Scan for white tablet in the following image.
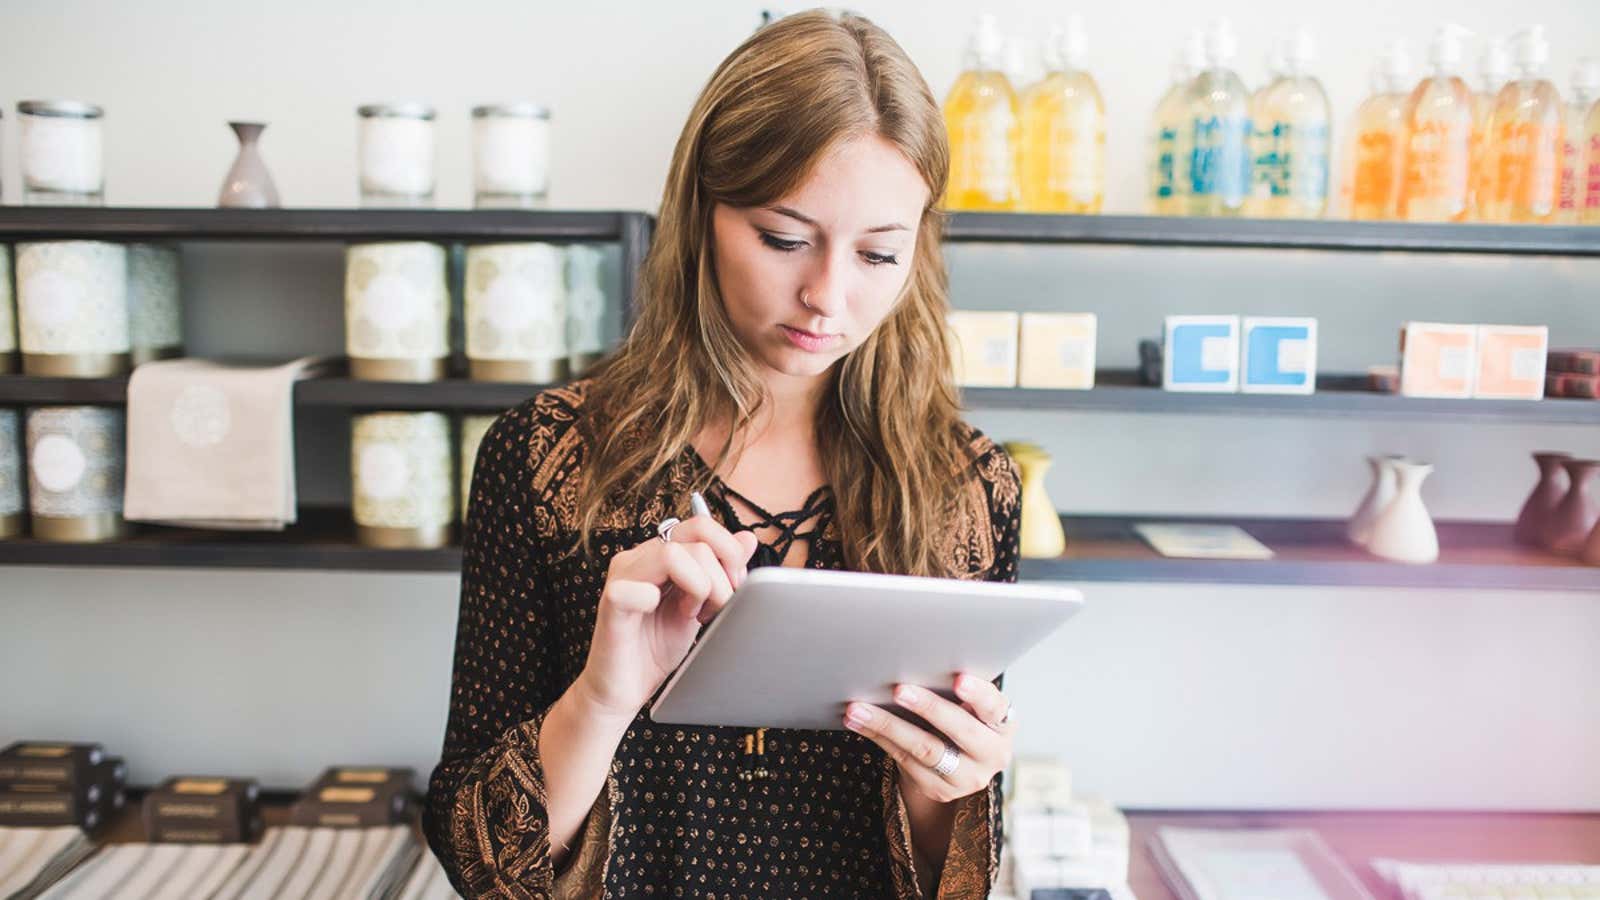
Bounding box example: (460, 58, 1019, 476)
(648, 566, 1083, 731)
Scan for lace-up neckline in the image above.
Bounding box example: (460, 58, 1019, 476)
(683, 446, 833, 568)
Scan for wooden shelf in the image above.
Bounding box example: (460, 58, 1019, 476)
(3, 511, 1594, 591)
(944, 211, 1600, 256)
(7, 369, 1597, 423)
(1123, 809, 1600, 900)
(0, 206, 650, 242)
(1021, 516, 1598, 593)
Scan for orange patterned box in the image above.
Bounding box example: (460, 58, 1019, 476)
(1399, 322, 1477, 399)
(1474, 325, 1548, 400)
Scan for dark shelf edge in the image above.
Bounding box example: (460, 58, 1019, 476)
(942, 212, 1600, 255)
(6, 371, 1597, 423)
(0, 207, 648, 242)
(2, 515, 1595, 592)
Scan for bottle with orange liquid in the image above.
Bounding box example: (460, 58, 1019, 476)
(1345, 40, 1413, 220)
(943, 14, 1021, 211)
(1482, 26, 1564, 223)
(1557, 59, 1600, 222)
(1397, 25, 1474, 222)
(1019, 16, 1106, 213)
(1469, 37, 1511, 220)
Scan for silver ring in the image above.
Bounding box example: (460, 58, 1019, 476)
(990, 702, 1013, 730)
(656, 517, 682, 543)
(932, 741, 960, 777)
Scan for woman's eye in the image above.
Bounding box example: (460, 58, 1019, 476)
(759, 232, 805, 252)
(861, 251, 900, 267)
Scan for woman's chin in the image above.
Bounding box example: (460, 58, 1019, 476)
(758, 346, 844, 380)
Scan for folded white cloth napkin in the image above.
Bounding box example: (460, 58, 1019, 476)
(123, 356, 331, 530)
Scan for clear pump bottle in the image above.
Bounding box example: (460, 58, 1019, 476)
(1397, 25, 1474, 221)
(943, 14, 1021, 211)
(1020, 16, 1106, 213)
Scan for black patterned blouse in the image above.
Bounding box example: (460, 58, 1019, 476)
(423, 381, 1022, 899)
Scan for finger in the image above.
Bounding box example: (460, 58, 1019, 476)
(665, 517, 753, 588)
(601, 579, 662, 616)
(892, 684, 998, 759)
(953, 672, 1011, 731)
(658, 542, 713, 620)
(843, 702, 947, 772)
(685, 543, 734, 623)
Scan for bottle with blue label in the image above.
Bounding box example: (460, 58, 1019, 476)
(1149, 30, 1206, 214)
(1247, 29, 1331, 218)
(1186, 19, 1253, 216)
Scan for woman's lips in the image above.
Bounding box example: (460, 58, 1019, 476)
(780, 324, 841, 352)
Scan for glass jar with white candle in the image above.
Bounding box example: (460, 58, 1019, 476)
(471, 103, 551, 207)
(357, 103, 436, 205)
(19, 100, 105, 204)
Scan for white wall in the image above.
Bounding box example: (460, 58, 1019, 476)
(1, 1, 1598, 811)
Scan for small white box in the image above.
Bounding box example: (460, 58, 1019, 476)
(1163, 315, 1240, 393)
(1019, 312, 1098, 389)
(948, 311, 1019, 387)
(1241, 317, 1318, 395)
(1400, 322, 1478, 399)
(1474, 324, 1548, 400)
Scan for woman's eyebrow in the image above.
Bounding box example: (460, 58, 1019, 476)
(763, 205, 909, 234)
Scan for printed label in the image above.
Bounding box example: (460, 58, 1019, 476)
(1200, 335, 1233, 370)
(21, 269, 82, 329)
(31, 434, 87, 493)
(357, 443, 410, 501)
(360, 273, 424, 332)
(1276, 339, 1310, 374)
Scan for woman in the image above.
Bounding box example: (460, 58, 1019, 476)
(423, 10, 1021, 898)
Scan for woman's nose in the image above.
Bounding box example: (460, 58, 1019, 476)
(799, 250, 850, 318)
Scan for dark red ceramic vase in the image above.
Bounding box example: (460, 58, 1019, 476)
(1542, 458, 1600, 555)
(1513, 451, 1571, 546)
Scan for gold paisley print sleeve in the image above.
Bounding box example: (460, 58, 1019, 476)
(881, 433, 1021, 899)
(422, 396, 617, 898)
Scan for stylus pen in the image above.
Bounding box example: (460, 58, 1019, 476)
(690, 491, 711, 519)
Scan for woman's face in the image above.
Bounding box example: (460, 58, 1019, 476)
(711, 134, 929, 383)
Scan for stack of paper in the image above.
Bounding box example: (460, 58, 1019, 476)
(1373, 858, 1600, 900)
(0, 827, 97, 900)
(31, 825, 419, 900)
(1150, 827, 1375, 900)
(1002, 757, 1135, 900)
(394, 849, 462, 900)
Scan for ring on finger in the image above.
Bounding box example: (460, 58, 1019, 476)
(932, 741, 961, 777)
(656, 517, 682, 543)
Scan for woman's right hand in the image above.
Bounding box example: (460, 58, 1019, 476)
(575, 514, 760, 721)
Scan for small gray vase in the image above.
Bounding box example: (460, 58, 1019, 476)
(218, 122, 281, 208)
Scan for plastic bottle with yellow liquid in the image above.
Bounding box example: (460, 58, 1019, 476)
(1186, 19, 1253, 216)
(1557, 59, 1600, 222)
(1469, 38, 1511, 219)
(1149, 30, 1206, 215)
(1020, 16, 1106, 213)
(1248, 29, 1332, 218)
(1482, 26, 1564, 223)
(943, 14, 1021, 211)
(1397, 25, 1474, 222)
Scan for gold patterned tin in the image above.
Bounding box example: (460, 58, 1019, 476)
(351, 411, 454, 548)
(465, 243, 567, 383)
(458, 413, 498, 520)
(0, 410, 22, 539)
(0, 245, 17, 375)
(566, 244, 607, 375)
(128, 243, 183, 366)
(16, 241, 130, 377)
(25, 406, 126, 542)
(344, 242, 449, 382)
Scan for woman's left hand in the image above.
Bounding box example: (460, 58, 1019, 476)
(843, 672, 1014, 803)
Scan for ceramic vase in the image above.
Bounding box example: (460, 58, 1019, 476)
(1581, 513, 1600, 566)
(1513, 451, 1570, 546)
(1366, 459, 1438, 564)
(1347, 454, 1405, 546)
(1542, 458, 1600, 555)
(1003, 441, 1065, 558)
(218, 122, 281, 208)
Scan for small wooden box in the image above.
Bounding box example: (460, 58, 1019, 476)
(1241, 317, 1318, 395)
(1018, 313, 1097, 390)
(1163, 315, 1240, 393)
(948, 311, 1019, 387)
(144, 776, 262, 843)
(1400, 322, 1477, 398)
(1474, 325, 1547, 400)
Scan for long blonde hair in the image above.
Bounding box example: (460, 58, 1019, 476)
(578, 9, 971, 577)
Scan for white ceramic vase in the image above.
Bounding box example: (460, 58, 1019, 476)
(1366, 460, 1438, 564)
(1347, 454, 1405, 546)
